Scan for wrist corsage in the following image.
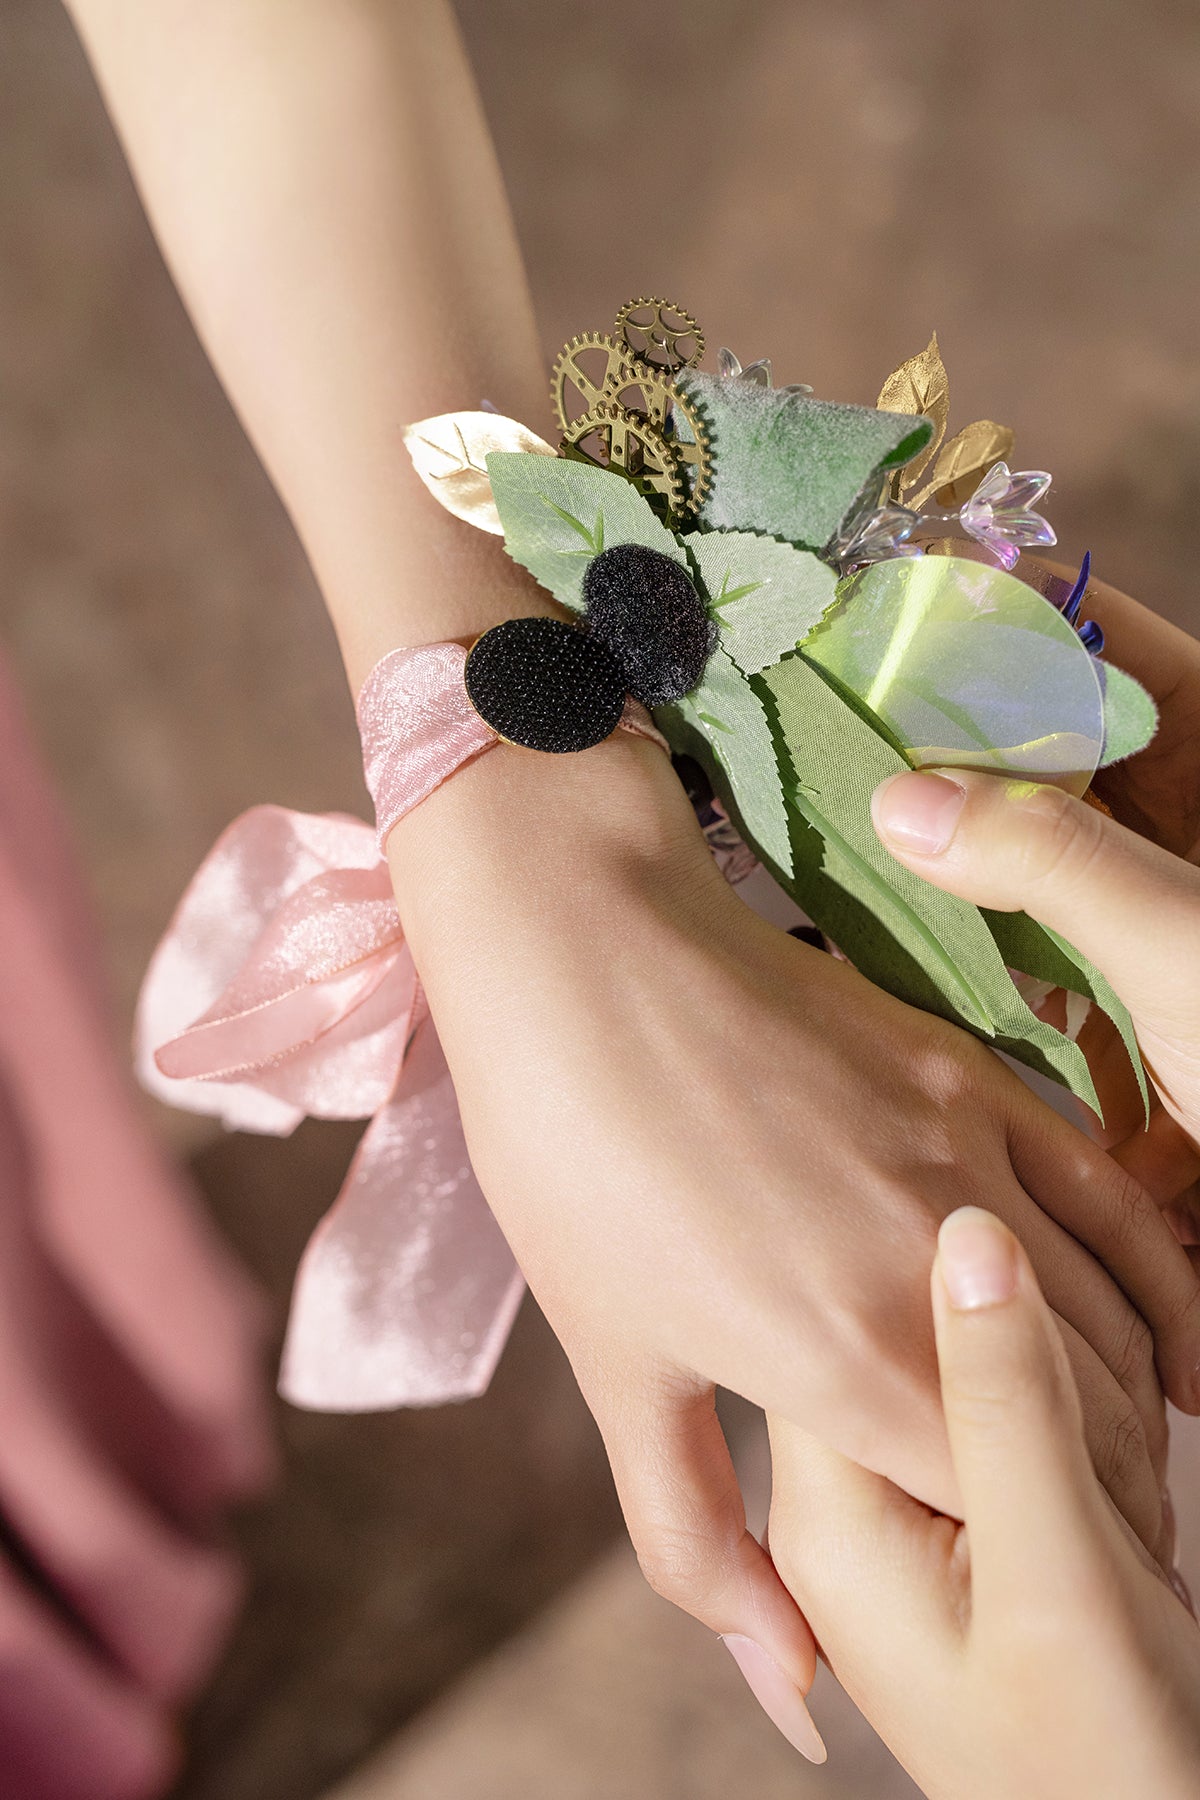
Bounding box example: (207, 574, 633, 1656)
(406, 298, 1153, 1117)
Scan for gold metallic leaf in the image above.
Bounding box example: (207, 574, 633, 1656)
(402, 411, 555, 534)
(913, 418, 1016, 509)
(876, 332, 950, 497)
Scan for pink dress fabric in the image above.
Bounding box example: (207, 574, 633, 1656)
(0, 657, 271, 1800)
(137, 644, 667, 1418)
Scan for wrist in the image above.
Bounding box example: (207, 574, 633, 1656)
(387, 726, 729, 963)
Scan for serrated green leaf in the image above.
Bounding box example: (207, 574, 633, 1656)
(656, 647, 792, 876)
(486, 453, 684, 611)
(1098, 663, 1158, 767)
(682, 529, 837, 675)
(983, 909, 1148, 1119)
(757, 654, 1102, 1110)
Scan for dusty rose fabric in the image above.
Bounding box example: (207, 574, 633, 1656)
(0, 658, 271, 1799)
(138, 642, 668, 1418)
(137, 807, 525, 1413)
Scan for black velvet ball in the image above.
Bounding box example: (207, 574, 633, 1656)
(582, 543, 715, 707)
(464, 616, 628, 753)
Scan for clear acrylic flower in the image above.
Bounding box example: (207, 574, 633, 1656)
(959, 461, 1056, 571)
(836, 499, 921, 566)
(717, 346, 774, 386)
(716, 348, 814, 397)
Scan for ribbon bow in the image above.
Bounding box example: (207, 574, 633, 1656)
(135, 805, 524, 1411)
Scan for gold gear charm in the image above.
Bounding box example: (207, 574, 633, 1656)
(560, 401, 688, 519)
(550, 300, 713, 518)
(615, 297, 705, 373)
(551, 331, 641, 438)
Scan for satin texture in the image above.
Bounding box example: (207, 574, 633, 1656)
(139, 642, 668, 1414)
(137, 805, 524, 1412)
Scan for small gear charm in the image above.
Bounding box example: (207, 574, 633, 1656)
(561, 401, 688, 519)
(615, 297, 705, 373)
(550, 299, 713, 520)
(551, 331, 641, 438)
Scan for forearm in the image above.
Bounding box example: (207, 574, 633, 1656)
(66, 0, 550, 688)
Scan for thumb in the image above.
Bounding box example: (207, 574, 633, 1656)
(871, 768, 1200, 1030)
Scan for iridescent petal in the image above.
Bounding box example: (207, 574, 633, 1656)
(1004, 512, 1058, 548)
(1002, 471, 1052, 511)
(806, 554, 1105, 794)
(836, 500, 921, 566)
(960, 461, 1056, 566)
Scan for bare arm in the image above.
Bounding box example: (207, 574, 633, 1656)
(67, 0, 549, 687)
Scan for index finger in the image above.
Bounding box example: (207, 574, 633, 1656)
(931, 1208, 1116, 1616)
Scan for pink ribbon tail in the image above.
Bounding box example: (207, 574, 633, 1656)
(280, 1012, 525, 1410)
(135, 804, 524, 1411)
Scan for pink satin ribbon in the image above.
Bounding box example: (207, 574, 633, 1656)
(137, 643, 666, 1411)
(359, 641, 668, 851)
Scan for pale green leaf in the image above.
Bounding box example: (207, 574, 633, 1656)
(655, 646, 792, 877)
(984, 908, 1148, 1119)
(1098, 663, 1158, 767)
(758, 654, 1102, 1109)
(486, 453, 684, 611)
(682, 529, 838, 674)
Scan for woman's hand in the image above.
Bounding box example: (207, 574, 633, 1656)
(389, 725, 1200, 1739)
(768, 1206, 1200, 1800)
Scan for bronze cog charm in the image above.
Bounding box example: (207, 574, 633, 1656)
(549, 299, 713, 519)
(615, 297, 705, 374)
(560, 401, 688, 520)
(551, 332, 641, 438)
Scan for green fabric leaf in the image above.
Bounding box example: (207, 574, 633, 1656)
(682, 530, 837, 675)
(1098, 663, 1158, 767)
(760, 655, 1101, 1109)
(486, 453, 684, 612)
(983, 909, 1148, 1119)
(678, 370, 933, 553)
(656, 647, 792, 876)
(657, 647, 1102, 1111)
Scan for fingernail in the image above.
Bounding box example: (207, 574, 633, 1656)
(872, 771, 966, 855)
(1172, 1566, 1196, 1620)
(938, 1207, 1019, 1311)
(721, 1635, 827, 1764)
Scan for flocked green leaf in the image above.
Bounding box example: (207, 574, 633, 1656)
(1098, 663, 1158, 767)
(486, 453, 684, 612)
(682, 529, 837, 675)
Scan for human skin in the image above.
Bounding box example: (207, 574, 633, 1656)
(64, 0, 1197, 1746)
(873, 570, 1200, 1200)
(761, 588, 1200, 1787)
(769, 1205, 1200, 1799)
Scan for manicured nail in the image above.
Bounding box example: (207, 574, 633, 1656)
(872, 771, 966, 855)
(721, 1635, 827, 1764)
(938, 1207, 1019, 1311)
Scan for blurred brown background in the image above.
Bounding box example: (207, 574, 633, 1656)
(1, 1, 1198, 1796)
